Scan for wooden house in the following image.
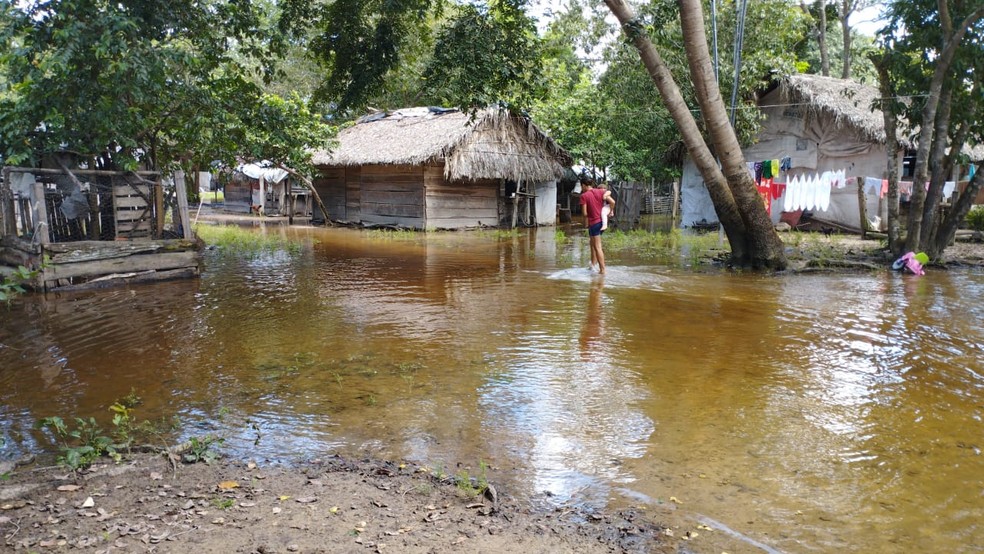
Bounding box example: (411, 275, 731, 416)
(311, 107, 571, 229)
(0, 166, 202, 292)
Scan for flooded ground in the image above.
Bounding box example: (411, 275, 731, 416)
(1, 224, 982, 553)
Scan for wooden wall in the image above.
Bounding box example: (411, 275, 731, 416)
(360, 165, 424, 228)
(314, 168, 347, 221)
(425, 165, 499, 229)
(315, 162, 501, 229)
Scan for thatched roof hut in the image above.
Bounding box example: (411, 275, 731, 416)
(311, 107, 570, 182)
(311, 107, 571, 230)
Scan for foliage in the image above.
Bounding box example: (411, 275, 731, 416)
(967, 206, 984, 232)
(532, 0, 810, 182)
(454, 461, 490, 497)
(181, 435, 223, 464)
(0, 0, 328, 177)
(423, 1, 545, 110)
(0, 264, 36, 304)
(38, 416, 120, 472)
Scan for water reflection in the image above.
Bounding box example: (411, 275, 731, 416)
(1, 226, 982, 553)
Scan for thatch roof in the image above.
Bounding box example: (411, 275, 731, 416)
(774, 74, 895, 144)
(311, 107, 571, 182)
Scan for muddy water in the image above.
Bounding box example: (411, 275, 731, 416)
(1, 225, 982, 552)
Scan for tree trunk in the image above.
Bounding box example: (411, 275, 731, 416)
(928, 167, 983, 260)
(904, 5, 984, 252)
(818, 0, 830, 76)
(678, 0, 786, 269)
(874, 59, 902, 254)
(839, 0, 852, 78)
(921, 85, 953, 250)
(602, 0, 750, 265)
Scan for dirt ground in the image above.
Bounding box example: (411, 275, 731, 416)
(0, 453, 710, 554)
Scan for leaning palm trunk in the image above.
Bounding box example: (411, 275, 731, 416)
(603, 0, 752, 265)
(678, 0, 786, 270)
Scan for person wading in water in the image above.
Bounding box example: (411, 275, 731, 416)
(579, 177, 616, 274)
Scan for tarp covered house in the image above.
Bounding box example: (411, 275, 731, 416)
(311, 107, 571, 229)
(682, 74, 911, 231)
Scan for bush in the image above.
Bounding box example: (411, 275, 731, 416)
(966, 206, 984, 232)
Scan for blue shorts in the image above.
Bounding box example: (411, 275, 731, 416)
(588, 222, 604, 237)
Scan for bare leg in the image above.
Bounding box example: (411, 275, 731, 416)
(590, 235, 606, 273)
(601, 206, 610, 231)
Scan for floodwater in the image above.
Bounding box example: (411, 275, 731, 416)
(2, 224, 983, 553)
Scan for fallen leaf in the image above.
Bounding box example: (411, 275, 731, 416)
(329, 506, 339, 514)
(212, 517, 225, 524)
(217, 481, 239, 490)
(669, 496, 682, 504)
(80, 497, 95, 508)
(247, 462, 257, 470)
(279, 495, 291, 501)
(150, 472, 163, 481)
(57, 484, 81, 492)
(272, 507, 282, 514)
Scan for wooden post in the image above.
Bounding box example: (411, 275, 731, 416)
(173, 171, 193, 239)
(87, 190, 100, 240)
(31, 180, 50, 245)
(258, 175, 265, 215)
(671, 179, 680, 223)
(856, 176, 869, 240)
(154, 180, 164, 238)
(287, 181, 295, 225)
(1, 167, 21, 237)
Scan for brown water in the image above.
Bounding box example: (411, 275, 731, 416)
(2, 225, 982, 553)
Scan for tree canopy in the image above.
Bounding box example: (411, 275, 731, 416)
(0, 0, 332, 174)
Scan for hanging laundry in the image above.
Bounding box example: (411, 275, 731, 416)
(943, 181, 956, 199)
(780, 156, 792, 172)
(804, 174, 816, 211)
(899, 181, 913, 196)
(970, 164, 977, 179)
(864, 177, 881, 197)
(881, 179, 888, 198)
(783, 175, 796, 212)
(771, 180, 786, 200)
(757, 178, 773, 215)
(818, 174, 831, 211)
(761, 160, 773, 179)
(746, 162, 756, 178)
(771, 159, 780, 177)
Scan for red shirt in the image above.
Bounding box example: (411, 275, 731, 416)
(580, 188, 607, 226)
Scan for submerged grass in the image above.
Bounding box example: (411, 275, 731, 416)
(195, 224, 302, 256)
(602, 228, 729, 266)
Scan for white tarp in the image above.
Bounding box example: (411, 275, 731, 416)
(238, 162, 288, 184)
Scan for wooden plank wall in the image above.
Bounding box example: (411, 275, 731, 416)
(314, 168, 347, 220)
(345, 166, 361, 220)
(425, 166, 499, 229)
(360, 165, 424, 228)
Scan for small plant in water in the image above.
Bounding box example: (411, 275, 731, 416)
(182, 435, 223, 465)
(0, 264, 38, 305)
(454, 461, 490, 497)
